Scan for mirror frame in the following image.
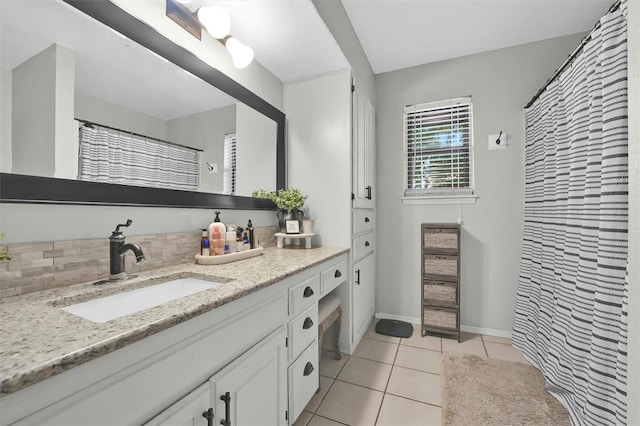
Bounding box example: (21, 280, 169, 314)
(0, 0, 284, 210)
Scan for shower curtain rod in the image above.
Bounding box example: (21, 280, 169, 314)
(75, 118, 204, 152)
(524, 0, 622, 109)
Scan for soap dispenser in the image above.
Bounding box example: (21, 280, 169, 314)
(208, 211, 226, 245)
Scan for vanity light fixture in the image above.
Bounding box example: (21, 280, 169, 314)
(166, 0, 254, 69)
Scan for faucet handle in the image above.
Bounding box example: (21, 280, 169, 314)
(115, 219, 133, 233)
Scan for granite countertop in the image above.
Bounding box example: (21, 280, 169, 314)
(0, 246, 348, 396)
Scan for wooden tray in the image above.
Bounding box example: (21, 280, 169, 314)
(195, 247, 263, 265)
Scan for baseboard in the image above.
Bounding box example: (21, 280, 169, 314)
(375, 312, 420, 324)
(460, 325, 512, 339)
(375, 312, 512, 339)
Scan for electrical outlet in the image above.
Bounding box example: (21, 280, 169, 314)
(488, 133, 507, 150)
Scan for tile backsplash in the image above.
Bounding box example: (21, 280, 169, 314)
(0, 226, 278, 299)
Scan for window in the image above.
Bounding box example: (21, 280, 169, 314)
(223, 132, 237, 195)
(404, 97, 473, 198)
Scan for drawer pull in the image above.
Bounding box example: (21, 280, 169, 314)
(334, 269, 342, 278)
(364, 217, 370, 223)
(303, 286, 315, 298)
(303, 362, 315, 376)
(202, 408, 214, 426)
(220, 392, 231, 426)
(366, 186, 372, 200)
(303, 317, 314, 329)
(365, 241, 370, 247)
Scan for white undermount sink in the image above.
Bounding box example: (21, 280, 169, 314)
(60, 277, 223, 323)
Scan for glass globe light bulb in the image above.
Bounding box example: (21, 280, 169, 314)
(197, 5, 231, 39)
(226, 37, 254, 69)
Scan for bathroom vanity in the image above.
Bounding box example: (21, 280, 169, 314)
(0, 247, 348, 425)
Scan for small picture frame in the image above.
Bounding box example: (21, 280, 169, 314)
(285, 220, 300, 234)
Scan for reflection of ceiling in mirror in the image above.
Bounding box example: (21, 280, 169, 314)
(0, 0, 235, 120)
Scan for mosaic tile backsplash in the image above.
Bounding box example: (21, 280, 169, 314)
(0, 226, 278, 299)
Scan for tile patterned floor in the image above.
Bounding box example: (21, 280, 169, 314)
(294, 322, 529, 426)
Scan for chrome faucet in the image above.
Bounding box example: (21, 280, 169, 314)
(109, 219, 146, 280)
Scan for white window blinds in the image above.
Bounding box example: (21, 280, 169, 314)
(223, 133, 237, 195)
(404, 97, 473, 196)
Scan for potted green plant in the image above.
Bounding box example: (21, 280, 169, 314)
(252, 188, 307, 233)
(0, 233, 10, 261)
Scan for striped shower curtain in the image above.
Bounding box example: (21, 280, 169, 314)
(78, 125, 200, 191)
(512, 2, 628, 425)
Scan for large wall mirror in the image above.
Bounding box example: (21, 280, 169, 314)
(0, 0, 284, 209)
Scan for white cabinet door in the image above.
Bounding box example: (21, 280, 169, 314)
(145, 383, 211, 426)
(352, 87, 375, 209)
(352, 253, 375, 341)
(210, 328, 287, 426)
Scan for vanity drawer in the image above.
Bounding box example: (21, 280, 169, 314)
(288, 304, 318, 362)
(288, 341, 319, 424)
(320, 259, 347, 295)
(289, 275, 320, 316)
(352, 209, 374, 235)
(352, 232, 374, 263)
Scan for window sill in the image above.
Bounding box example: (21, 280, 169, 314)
(401, 194, 478, 205)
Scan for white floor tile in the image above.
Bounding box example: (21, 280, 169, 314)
(394, 345, 441, 374)
(316, 380, 384, 425)
(352, 337, 398, 364)
(337, 356, 392, 391)
(376, 394, 441, 426)
(485, 341, 530, 364)
(386, 366, 441, 406)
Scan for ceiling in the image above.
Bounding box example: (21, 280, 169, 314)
(341, 0, 614, 74)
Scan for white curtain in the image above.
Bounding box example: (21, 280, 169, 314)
(78, 125, 200, 191)
(512, 2, 628, 425)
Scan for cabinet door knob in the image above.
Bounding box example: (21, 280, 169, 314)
(303, 362, 315, 376)
(303, 286, 315, 298)
(364, 217, 370, 223)
(303, 317, 314, 329)
(219, 392, 231, 426)
(334, 269, 342, 278)
(202, 408, 214, 426)
(365, 241, 370, 247)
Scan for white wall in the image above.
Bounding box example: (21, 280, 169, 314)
(0, 67, 11, 173)
(53, 45, 77, 180)
(626, 0, 639, 422)
(76, 92, 167, 140)
(167, 104, 236, 194)
(375, 33, 585, 334)
(285, 71, 352, 248)
(11, 44, 59, 177)
(311, 0, 375, 104)
(235, 103, 277, 196)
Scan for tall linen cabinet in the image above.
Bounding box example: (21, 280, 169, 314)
(285, 70, 376, 353)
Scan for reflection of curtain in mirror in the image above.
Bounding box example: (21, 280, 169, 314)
(223, 133, 237, 195)
(78, 124, 199, 191)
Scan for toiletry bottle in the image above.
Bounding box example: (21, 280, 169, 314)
(208, 211, 226, 245)
(211, 227, 225, 256)
(226, 227, 237, 253)
(202, 239, 210, 256)
(243, 231, 250, 251)
(200, 229, 209, 255)
(247, 220, 255, 249)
